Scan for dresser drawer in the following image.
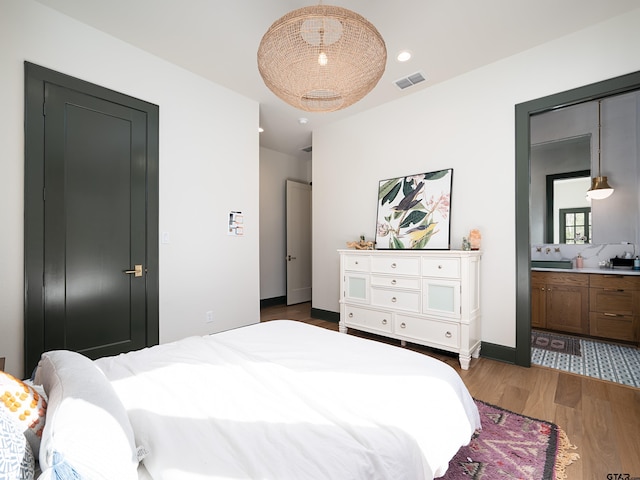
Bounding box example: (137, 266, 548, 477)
(422, 257, 460, 278)
(371, 288, 420, 312)
(371, 256, 420, 275)
(395, 315, 460, 349)
(343, 305, 392, 334)
(343, 255, 370, 272)
(371, 275, 420, 290)
(590, 289, 636, 316)
(589, 312, 636, 342)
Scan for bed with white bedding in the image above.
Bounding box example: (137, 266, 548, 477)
(28, 320, 480, 480)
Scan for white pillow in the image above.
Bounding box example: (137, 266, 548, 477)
(34, 351, 139, 480)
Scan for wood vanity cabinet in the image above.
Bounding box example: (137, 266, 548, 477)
(339, 249, 481, 370)
(531, 270, 639, 344)
(589, 274, 639, 343)
(530, 271, 589, 334)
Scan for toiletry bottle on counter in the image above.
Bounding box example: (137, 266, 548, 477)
(634, 256, 640, 270)
(576, 254, 584, 269)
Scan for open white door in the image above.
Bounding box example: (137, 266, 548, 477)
(286, 180, 312, 305)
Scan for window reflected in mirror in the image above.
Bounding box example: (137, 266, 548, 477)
(560, 207, 591, 244)
(546, 170, 591, 244)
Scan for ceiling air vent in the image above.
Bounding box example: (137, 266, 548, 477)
(393, 72, 426, 90)
(301, 145, 312, 153)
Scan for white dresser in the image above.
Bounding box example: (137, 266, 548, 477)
(338, 249, 482, 369)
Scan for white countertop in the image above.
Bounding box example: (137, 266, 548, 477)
(532, 266, 640, 275)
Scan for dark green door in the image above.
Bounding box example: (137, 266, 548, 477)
(43, 84, 147, 358)
(24, 63, 159, 374)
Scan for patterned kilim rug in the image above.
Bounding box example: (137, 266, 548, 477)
(531, 331, 581, 356)
(441, 399, 579, 480)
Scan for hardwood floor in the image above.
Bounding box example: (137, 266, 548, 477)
(261, 302, 640, 480)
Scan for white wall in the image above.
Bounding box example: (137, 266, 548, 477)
(0, 0, 260, 377)
(312, 8, 640, 349)
(259, 147, 311, 300)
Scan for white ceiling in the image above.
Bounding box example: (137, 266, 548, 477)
(35, 0, 640, 161)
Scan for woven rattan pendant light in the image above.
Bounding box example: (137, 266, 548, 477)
(258, 4, 387, 112)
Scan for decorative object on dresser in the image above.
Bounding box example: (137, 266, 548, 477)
(468, 229, 481, 250)
(346, 235, 374, 250)
(339, 249, 481, 369)
(375, 169, 453, 250)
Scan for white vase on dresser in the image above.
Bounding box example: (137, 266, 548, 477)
(338, 249, 482, 369)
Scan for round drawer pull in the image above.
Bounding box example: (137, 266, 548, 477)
(391, 263, 397, 269)
(348, 313, 353, 318)
(391, 297, 397, 303)
(400, 322, 406, 329)
(438, 264, 443, 269)
(391, 279, 397, 285)
(355, 261, 359, 265)
(445, 331, 452, 338)
(382, 319, 387, 325)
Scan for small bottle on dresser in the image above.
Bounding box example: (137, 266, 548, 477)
(634, 256, 640, 270)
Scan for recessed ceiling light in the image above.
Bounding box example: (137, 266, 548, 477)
(396, 50, 412, 62)
(298, 117, 309, 125)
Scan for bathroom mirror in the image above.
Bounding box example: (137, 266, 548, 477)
(530, 92, 640, 246)
(530, 132, 591, 244)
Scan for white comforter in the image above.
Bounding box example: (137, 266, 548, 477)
(95, 320, 480, 480)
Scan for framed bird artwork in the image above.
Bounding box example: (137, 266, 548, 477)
(375, 168, 453, 249)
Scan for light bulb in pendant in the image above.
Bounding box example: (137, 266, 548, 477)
(318, 52, 328, 66)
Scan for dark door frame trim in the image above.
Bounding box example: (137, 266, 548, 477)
(515, 69, 640, 367)
(24, 62, 159, 374)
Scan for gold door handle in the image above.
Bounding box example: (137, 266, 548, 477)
(124, 264, 143, 277)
